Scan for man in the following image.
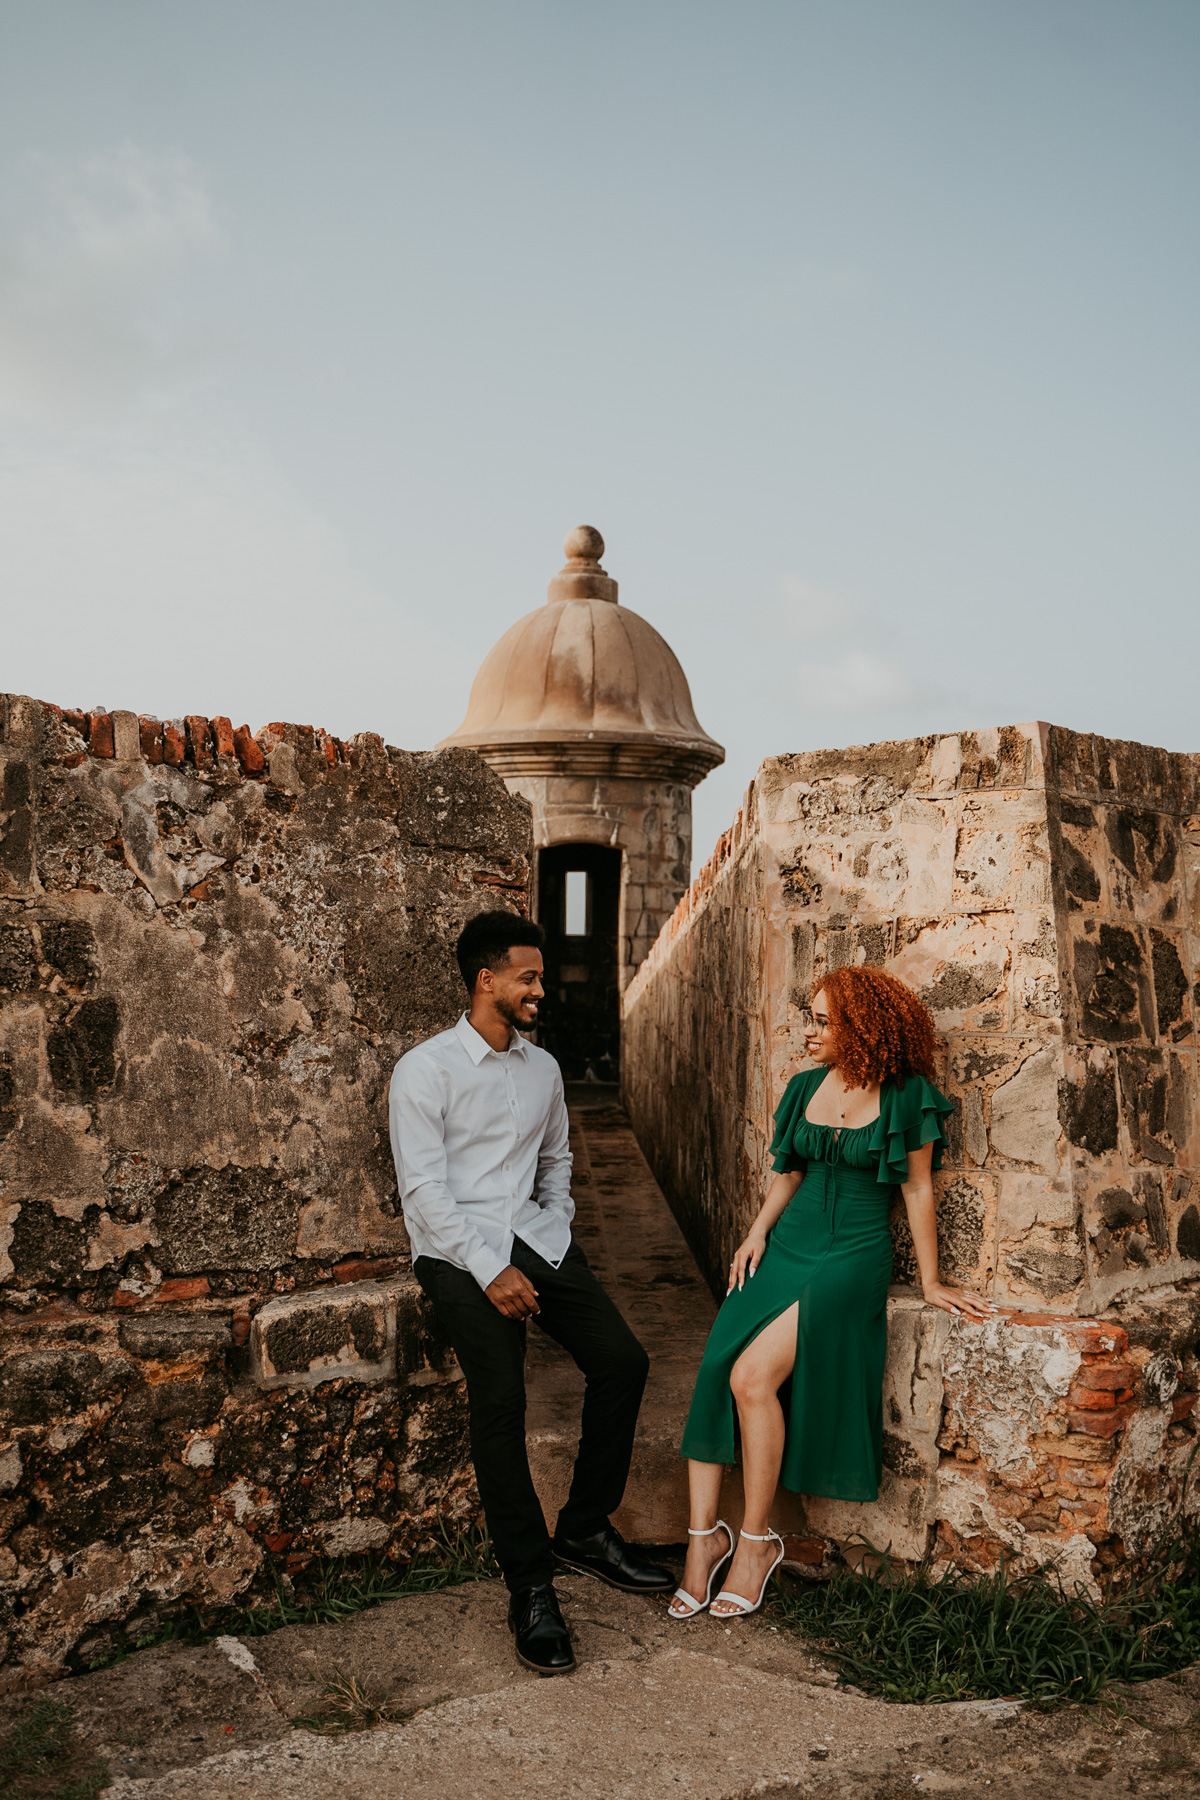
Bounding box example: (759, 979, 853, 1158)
(389, 910, 672, 1675)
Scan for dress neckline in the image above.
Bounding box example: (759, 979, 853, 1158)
(801, 1066, 882, 1133)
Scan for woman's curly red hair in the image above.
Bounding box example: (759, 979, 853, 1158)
(813, 966, 938, 1089)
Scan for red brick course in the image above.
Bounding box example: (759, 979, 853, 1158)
(1067, 1385, 1116, 1410)
(1003, 1314, 1128, 1356)
(87, 712, 114, 757)
(331, 1256, 400, 1285)
(138, 717, 164, 763)
(782, 1536, 826, 1565)
(185, 716, 213, 768)
(65, 702, 363, 788)
(154, 1277, 210, 1303)
(1065, 1401, 1138, 1438)
(233, 724, 265, 775)
(1073, 1362, 1137, 1391)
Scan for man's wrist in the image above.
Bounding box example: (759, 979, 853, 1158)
(470, 1249, 511, 1292)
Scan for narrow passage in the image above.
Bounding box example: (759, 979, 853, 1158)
(525, 1084, 718, 1544)
(523, 1081, 800, 1554)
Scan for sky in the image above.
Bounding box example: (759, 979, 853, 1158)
(1, 1, 1196, 866)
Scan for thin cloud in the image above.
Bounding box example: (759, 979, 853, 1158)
(768, 573, 861, 640)
(793, 648, 922, 714)
(0, 423, 458, 743)
(0, 145, 220, 422)
(758, 573, 940, 717)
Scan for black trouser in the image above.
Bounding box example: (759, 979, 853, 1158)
(414, 1236, 649, 1595)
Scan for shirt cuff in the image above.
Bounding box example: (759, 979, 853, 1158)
(467, 1245, 511, 1293)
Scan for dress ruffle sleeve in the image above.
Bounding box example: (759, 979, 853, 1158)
(769, 1070, 816, 1173)
(870, 1075, 954, 1187)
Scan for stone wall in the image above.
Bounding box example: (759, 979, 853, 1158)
(622, 723, 1200, 1580)
(0, 694, 531, 1685)
(506, 766, 693, 985)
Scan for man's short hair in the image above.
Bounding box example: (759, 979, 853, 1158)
(455, 911, 545, 995)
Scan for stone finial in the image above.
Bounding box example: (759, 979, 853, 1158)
(564, 524, 605, 562)
(548, 523, 619, 605)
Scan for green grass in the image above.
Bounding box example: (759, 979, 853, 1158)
(769, 1504, 1200, 1706)
(0, 1700, 109, 1800)
(231, 1517, 499, 1639)
(91, 1518, 499, 1666)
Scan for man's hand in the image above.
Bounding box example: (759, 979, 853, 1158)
(485, 1264, 540, 1319)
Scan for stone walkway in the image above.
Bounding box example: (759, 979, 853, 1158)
(527, 1085, 809, 1548)
(525, 1084, 715, 1543)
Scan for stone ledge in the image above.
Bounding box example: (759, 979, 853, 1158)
(249, 1276, 433, 1390)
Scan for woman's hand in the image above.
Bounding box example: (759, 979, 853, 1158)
(922, 1281, 998, 1322)
(728, 1230, 768, 1293)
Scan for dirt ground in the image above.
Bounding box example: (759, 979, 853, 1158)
(2, 1573, 1198, 1799)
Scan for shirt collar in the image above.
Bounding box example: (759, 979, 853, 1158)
(455, 1013, 530, 1064)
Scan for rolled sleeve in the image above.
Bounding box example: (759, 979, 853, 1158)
(389, 1057, 507, 1292)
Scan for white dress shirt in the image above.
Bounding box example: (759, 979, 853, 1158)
(389, 1014, 574, 1291)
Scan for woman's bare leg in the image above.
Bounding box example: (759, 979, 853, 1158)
(711, 1303, 798, 1616)
(667, 1459, 732, 1615)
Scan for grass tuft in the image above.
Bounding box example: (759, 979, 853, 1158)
(0, 1699, 110, 1800)
(770, 1502, 1200, 1706)
(291, 1666, 400, 1734)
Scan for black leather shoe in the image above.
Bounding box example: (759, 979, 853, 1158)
(507, 1583, 576, 1676)
(552, 1522, 675, 1593)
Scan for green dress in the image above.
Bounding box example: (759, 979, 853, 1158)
(680, 1067, 953, 1502)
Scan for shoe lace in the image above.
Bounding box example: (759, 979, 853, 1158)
(524, 1585, 562, 1628)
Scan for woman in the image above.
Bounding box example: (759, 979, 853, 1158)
(670, 967, 996, 1621)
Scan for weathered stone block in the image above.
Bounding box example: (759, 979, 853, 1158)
(990, 1045, 1061, 1169)
(118, 1315, 233, 1359)
(1070, 921, 1154, 1043)
(111, 711, 141, 761)
(249, 1278, 424, 1390)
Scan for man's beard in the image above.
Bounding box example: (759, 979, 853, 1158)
(495, 994, 537, 1033)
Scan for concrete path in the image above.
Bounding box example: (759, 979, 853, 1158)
(5, 1574, 1190, 1798)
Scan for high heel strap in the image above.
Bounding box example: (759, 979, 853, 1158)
(669, 1520, 733, 1620)
(712, 1529, 786, 1619)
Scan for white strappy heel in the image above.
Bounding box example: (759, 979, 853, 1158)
(667, 1520, 734, 1619)
(711, 1528, 785, 1618)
